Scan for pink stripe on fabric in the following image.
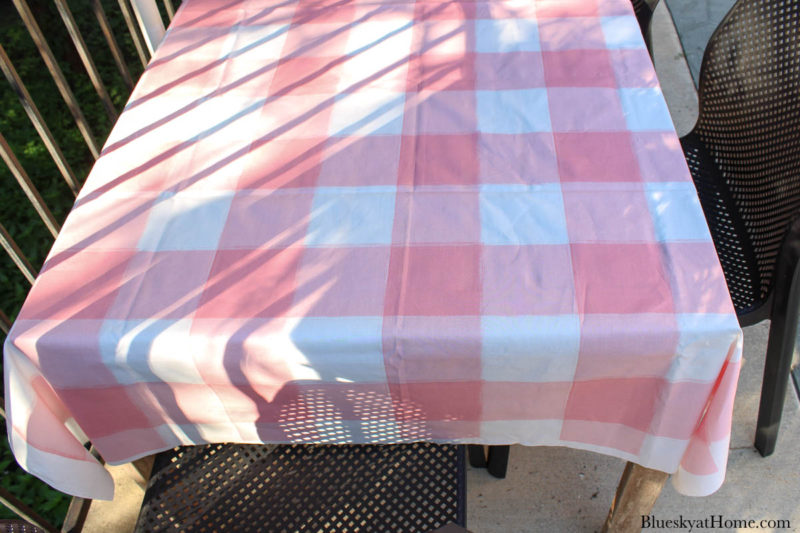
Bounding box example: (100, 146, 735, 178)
(384, 245, 482, 316)
(18, 250, 136, 321)
(570, 243, 675, 315)
(481, 382, 572, 420)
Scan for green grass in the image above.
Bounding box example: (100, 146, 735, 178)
(1, 0, 150, 526)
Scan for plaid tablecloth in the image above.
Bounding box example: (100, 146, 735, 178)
(4, 0, 742, 500)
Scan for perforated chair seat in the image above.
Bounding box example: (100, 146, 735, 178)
(135, 442, 466, 533)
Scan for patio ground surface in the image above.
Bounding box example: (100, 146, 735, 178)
(79, 3, 800, 531)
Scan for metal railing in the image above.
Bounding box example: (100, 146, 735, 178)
(0, 0, 175, 529)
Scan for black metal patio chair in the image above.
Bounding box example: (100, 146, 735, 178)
(679, 0, 800, 457)
(135, 442, 467, 533)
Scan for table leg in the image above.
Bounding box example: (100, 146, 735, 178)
(602, 462, 668, 533)
(132, 455, 155, 483)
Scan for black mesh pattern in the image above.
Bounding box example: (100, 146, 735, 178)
(0, 522, 47, 533)
(135, 443, 466, 533)
(683, 0, 800, 314)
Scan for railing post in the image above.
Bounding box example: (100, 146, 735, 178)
(130, 0, 166, 56)
(0, 309, 11, 335)
(118, 0, 150, 68)
(91, 0, 136, 91)
(0, 222, 39, 285)
(0, 44, 81, 196)
(0, 132, 61, 239)
(53, 0, 120, 124)
(162, 0, 176, 21)
(10, 0, 101, 159)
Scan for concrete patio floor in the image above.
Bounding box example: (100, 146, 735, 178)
(80, 3, 800, 532)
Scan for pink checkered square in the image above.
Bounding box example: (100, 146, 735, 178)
(28, 320, 117, 388)
(404, 90, 477, 134)
(415, 18, 474, 54)
(474, 52, 545, 90)
(538, 17, 605, 51)
(257, 92, 334, 140)
(217, 191, 314, 249)
(385, 245, 481, 316)
(109, 250, 217, 319)
(536, 0, 600, 18)
(570, 243, 674, 314)
(388, 382, 482, 422)
(398, 134, 478, 186)
(291, 246, 390, 316)
(415, 1, 478, 21)
(237, 137, 325, 189)
(53, 194, 156, 252)
(57, 385, 158, 438)
(565, 377, 662, 433)
(542, 50, 616, 87)
(170, 1, 242, 29)
(408, 53, 477, 92)
(318, 136, 402, 186)
(392, 189, 480, 244)
(281, 22, 351, 58)
(554, 132, 641, 182)
(175, 136, 252, 191)
(478, 133, 559, 184)
(597, 0, 635, 16)
(217, 56, 280, 98)
(292, 0, 356, 23)
(270, 56, 344, 95)
(482, 382, 572, 420)
(481, 244, 576, 315)
(196, 248, 303, 318)
(647, 381, 716, 439)
(548, 88, 626, 131)
(563, 189, 656, 242)
(17, 250, 136, 320)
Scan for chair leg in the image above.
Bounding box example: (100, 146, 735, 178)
(755, 261, 800, 456)
(486, 445, 509, 479)
(467, 445, 487, 468)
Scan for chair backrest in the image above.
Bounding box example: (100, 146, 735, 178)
(687, 0, 800, 315)
(630, 0, 658, 36)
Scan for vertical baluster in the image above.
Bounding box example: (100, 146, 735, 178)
(0, 309, 11, 335)
(0, 45, 81, 195)
(130, 0, 166, 55)
(11, 0, 101, 159)
(91, 0, 135, 92)
(52, 0, 119, 124)
(163, 0, 176, 21)
(0, 222, 38, 285)
(118, 0, 150, 68)
(0, 133, 61, 239)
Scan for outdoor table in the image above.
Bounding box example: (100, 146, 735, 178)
(3, 0, 742, 523)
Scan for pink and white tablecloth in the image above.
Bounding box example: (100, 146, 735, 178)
(4, 0, 742, 500)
